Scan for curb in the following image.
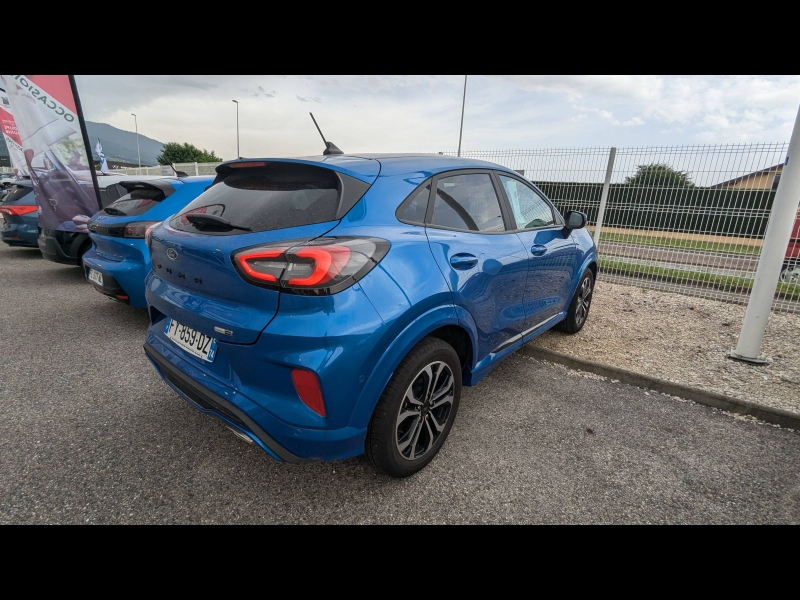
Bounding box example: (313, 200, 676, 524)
(518, 344, 800, 430)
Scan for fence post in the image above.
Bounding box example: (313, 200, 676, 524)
(728, 105, 800, 364)
(593, 147, 616, 245)
(194, 162, 199, 176)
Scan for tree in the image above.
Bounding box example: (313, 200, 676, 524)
(156, 142, 222, 165)
(624, 163, 695, 188)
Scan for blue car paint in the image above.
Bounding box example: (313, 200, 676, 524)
(83, 177, 214, 307)
(144, 155, 598, 462)
(0, 183, 38, 247)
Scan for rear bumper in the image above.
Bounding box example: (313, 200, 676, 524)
(38, 233, 79, 265)
(144, 341, 305, 463)
(83, 265, 131, 304)
(83, 245, 148, 307)
(1, 219, 38, 247)
(143, 334, 369, 462)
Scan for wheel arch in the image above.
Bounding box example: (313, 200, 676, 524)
(348, 306, 476, 431)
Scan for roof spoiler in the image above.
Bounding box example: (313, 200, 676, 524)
(104, 179, 177, 203)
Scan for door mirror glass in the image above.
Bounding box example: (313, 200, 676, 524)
(565, 210, 587, 229)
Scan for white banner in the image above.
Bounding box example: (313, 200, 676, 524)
(0, 75, 98, 231)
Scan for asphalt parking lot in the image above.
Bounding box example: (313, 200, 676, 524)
(1, 242, 799, 524)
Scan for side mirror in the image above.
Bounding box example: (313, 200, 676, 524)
(565, 210, 587, 230)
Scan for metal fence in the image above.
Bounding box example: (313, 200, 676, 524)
(446, 145, 797, 314)
(111, 162, 221, 177)
(90, 145, 800, 314)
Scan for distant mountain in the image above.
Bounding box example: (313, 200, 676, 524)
(86, 122, 164, 166)
(0, 121, 164, 167)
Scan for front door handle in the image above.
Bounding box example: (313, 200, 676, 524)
(531, 245, 547, 256)
(450, 253, 478, 270)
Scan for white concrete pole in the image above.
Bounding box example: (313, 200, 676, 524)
(593, 147, 616, 245)
(457, 75, 467, 157)
(729, 104, 800, 364)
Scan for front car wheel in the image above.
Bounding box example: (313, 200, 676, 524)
(556, 268, 595, 334)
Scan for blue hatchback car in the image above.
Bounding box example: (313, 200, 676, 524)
(1, 180, 38, 247)
(83, 176, 214, 307)
(143, 155, 597, 477)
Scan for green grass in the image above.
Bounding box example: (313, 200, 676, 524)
(596, 232, 761, 256)
(598, 258, 800, 302)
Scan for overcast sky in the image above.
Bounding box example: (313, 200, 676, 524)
(73, 75, 800, 161)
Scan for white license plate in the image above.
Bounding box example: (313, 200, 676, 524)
(88, 269, 103, 286)
(164, 318, 217, 362)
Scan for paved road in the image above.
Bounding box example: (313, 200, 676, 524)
(1, 243, 799, 524)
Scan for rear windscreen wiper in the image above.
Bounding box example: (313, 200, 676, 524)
(103, 207, 127, 216)
(185, 213, 252, 232)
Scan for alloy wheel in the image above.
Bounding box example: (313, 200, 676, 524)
(575, 276, 593, 327)
(395, 361, 455, 461)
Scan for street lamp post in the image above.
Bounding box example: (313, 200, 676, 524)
(131, 113, 141, 169)
(232, 100, 239, 158)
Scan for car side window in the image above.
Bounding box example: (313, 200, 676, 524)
(396, 183, 431, 224)
(498, 175, 555, 230)
(431, 173, 505, 232)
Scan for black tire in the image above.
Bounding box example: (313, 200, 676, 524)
(556, 269, 594, 334)
(365, 337, 462, 478)
(77, 240, 91, 268)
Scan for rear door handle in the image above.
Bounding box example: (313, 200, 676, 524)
(531, 245, 547, 256)
(450, 253, 478, 270)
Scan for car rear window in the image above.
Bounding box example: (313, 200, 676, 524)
(99, 188, 166, 217)
(170, 163, 342, 235)
(2, 185, 34, 205)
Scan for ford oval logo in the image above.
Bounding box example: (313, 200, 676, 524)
(167, 248, 178, 260)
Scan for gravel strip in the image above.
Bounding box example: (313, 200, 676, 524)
(528, 281, 800, 415)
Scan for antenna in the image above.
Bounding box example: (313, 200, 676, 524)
(309, 112, 343, 155)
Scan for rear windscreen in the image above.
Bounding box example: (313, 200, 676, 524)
(99, 188, 166, 217)
(2, 186, 34, 205)
(170, 163, 340, 235)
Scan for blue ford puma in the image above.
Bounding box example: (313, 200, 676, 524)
(83, 176, 214, 307)
(143, 155, 597, 477)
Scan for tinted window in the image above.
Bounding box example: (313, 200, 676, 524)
(499, 175, 555, 229)
(171, 163, 339, 235)
(1, 185, 34, 205)
(431, 173, 505, 232)
(99, 188, 166, 217)
(397, 183, 430, 223)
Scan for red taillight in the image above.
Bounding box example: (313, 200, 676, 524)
(144, 222, 160, 248)
(235, 248, 288, 283)
(232, 237, 390, 295)
(0, 205, 37, 216)
(124, 220, 161, 239)
(291, 369, 326, 417)
(287, 246, 352, 286)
